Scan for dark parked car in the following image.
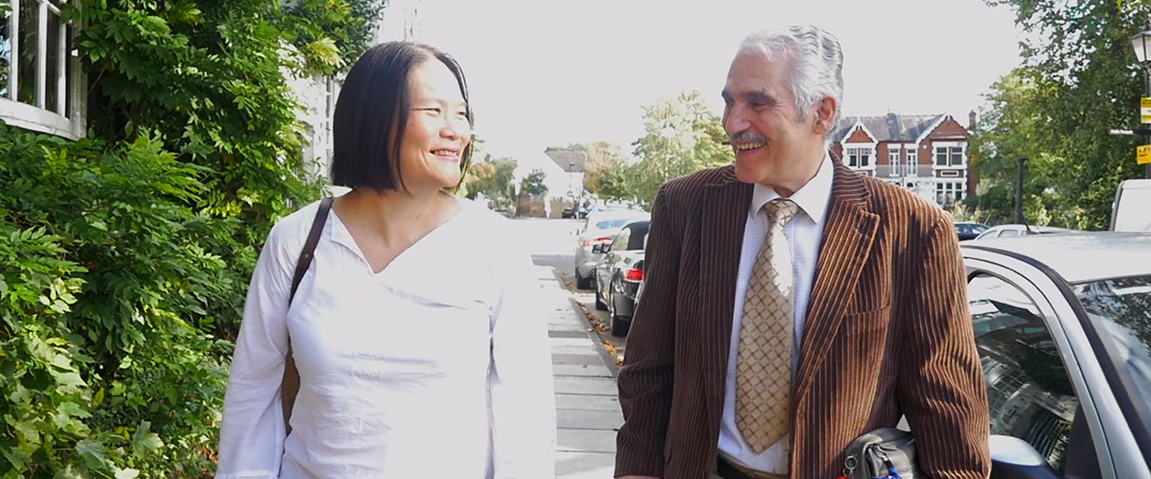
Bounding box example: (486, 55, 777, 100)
(961, 232, 1151, 479)
(955, 221, 990, 241)
(593, 220, 648, 336)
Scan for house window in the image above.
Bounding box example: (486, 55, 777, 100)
(0, 0, 83, 139)
(935, 180, 966, 206)
(888, 147, 900, 176)
(846, 147, 871, 168)
(906, 147, 918, 176)
(935, 144, 965, 167)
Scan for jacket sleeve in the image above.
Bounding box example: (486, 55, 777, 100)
(615, 184, 681, 478)
(215, 222, 297, 479)
(897, 216, 991, 479)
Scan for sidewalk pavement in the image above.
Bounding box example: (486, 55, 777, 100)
(529, 265, 623, 479)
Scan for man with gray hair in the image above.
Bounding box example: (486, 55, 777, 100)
(614, 25, 990, 479)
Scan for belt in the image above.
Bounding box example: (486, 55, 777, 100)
(716, 456, 787, 479)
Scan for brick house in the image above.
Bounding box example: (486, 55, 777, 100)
(829, 113, 975, 208)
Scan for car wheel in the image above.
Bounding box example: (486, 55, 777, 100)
(575, 266, 593, 290)
(609, 279, 630, 336)
(594, 276, 608, 311)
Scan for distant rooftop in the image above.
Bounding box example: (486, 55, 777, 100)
(831, 113, 962, 143)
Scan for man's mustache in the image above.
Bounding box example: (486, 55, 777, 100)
(722, 133, 770, 146)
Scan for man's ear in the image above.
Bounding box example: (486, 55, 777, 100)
(812, 95, 839, 135)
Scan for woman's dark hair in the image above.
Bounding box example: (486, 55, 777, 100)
(331, 42, 473, 193)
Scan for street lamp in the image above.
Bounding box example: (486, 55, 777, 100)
(1130, 24, 1151, 178)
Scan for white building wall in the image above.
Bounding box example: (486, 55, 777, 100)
(287, 0, 422, 184)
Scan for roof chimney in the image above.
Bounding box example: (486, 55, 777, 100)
(968, 110, 978, 131)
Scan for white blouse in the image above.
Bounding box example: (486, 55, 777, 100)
(216, 198, 557, 479)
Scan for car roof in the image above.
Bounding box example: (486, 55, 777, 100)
(587, 210, 650, 221)
(963, 232, 1151, 283)
(985, 224, 1068, 232)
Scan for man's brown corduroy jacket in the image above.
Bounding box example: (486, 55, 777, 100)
(614, 163, 991, 479)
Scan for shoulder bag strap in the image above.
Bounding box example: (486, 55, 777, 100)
(281, 196, 334, 434)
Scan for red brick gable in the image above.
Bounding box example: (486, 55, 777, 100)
(922, 116, 970, 141)
(844, 126, 875, 143)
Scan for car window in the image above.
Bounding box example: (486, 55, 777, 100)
(998, 229, 1021, 237)
(595, 218, 637, 230)
(968, 274, 1078, 472)
(626, 222, 650, 250)
(611, 228, 630, 253)
(1071, 275, 1151, 446)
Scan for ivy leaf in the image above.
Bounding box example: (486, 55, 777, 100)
(131, 421, 163, 457)
(302, 37, 344, 70)
(57, 401, 91, 419)
(115, 469, 141, 479)
(75, 439, 108, 469)
(12, 419, 40, 443)
(140, 15, 170, 35)
(2, 444, 30, 470)
(51, 371, 87, 395)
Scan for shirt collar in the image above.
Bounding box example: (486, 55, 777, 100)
(749, 153, 835, 224)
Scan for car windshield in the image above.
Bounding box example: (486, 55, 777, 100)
(958, 224, 988, 235)
(593, 218, 643, 231)
(1071, 275, 1151, 437)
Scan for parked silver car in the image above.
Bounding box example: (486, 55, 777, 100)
(961, 232, 1151, 479)
(593, 220, 649, 336)
(573, 209, 649, 289)
(974, 224, 1071, 239)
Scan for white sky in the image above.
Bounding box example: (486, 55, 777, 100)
(404, 0, 1025, 163)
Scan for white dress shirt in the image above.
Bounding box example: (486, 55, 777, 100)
(216, 197, 557, 479)
(717, 155, 834, 475)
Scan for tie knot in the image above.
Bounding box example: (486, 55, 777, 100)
(765, 198, 800, 227)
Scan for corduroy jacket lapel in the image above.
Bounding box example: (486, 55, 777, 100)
(793, 163, 881, 404)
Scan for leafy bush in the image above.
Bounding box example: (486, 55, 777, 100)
(0, 122, 234, 476)
(0, 0, 384, 474)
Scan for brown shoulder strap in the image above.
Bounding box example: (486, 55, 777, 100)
(289, 196, 334, 303)
(281, 196, 333, 434)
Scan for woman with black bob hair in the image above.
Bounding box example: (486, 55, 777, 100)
(215, 42, 557, 479)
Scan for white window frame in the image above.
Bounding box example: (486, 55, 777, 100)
(932, 141, 967, 169)
(934, 179, 967, 206)
(0, 0, 85, 139)
(843, 144, 876, 170)
(887, 145, 901, 176)
(905, 144, 919, 177)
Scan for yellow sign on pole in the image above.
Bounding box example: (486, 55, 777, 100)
(1142, 98, 1151, 123)
(1139, 145, 1151, 165)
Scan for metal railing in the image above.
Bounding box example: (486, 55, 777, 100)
(875, 164, 936, 178)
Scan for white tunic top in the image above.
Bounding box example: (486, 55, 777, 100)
(216, 198, 557, 479)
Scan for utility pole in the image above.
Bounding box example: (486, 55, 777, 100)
(1015, 157, 1027, 224)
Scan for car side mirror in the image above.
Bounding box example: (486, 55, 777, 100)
(988, 435, 1060, 479)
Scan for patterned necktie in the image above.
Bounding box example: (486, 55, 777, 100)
(735, 198, 800, 454)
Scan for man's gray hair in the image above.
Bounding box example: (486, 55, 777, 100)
(738, 25, 844, 126)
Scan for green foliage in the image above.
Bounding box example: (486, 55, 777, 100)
(973, 0, 1151, 229)
(520, 169, 550, 196)
(590, 161, 633, 203)
(0, 122, 233, 477)
(462, 158, 517, 208)
(626, 90, 731, 208)
(561, 142, 626, 194)
(279, 0, 387, 76)
(0, 0, 384, 475)
(76, 0, 325, 236)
